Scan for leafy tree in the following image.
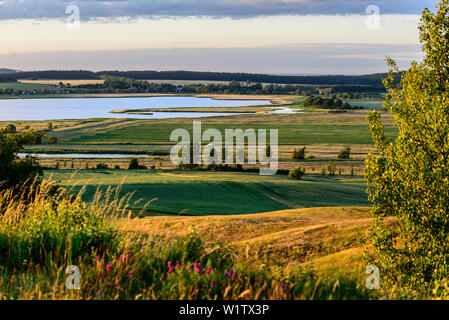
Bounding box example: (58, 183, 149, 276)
(327, 161, 336, 176)
(0, 126, 43, 191)
(365, 0, 449, 297)
(292, 147, 306, 160)
(337, 147, 351, 160)
(320, 165, 326, 176)
(128, 158, 140, 170)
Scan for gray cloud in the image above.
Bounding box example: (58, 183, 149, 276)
(0, 0, 440, 21)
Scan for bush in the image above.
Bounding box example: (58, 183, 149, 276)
(96, 163, 108, 169)
(292, 147, 306, 160)
(47, 136, 58, 144)
(337, 147, 351, 160)
(288, 166, 304, 180)
(128, 158, 146, 170)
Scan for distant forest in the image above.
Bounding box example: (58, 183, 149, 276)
(0, 69, 400, 89)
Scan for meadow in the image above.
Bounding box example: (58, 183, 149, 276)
(0, 181, 377, 300)
(0, 81, 54, 91)
(0, 93, 390, 300)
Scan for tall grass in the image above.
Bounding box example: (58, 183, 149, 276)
(0, 179, 377, 300)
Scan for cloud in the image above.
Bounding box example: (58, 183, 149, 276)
(0, 0, 440, 21)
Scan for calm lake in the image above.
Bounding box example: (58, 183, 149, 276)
(0, 96, 272, 121)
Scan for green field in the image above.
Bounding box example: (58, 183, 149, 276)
(67, 122, 393, 145)
(349, 99, 384, 110)
(46, 169, 369, 215)
(48, 110, 395, 146)
(0, 82, 55, 91)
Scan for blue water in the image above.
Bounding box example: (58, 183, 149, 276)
(0, 96, 271, 121)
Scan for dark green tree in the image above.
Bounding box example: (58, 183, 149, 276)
(0, 126, 43, 191)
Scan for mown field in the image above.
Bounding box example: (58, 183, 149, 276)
(46, 170, 369, 215)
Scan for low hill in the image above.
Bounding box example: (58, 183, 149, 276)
(119, 206, 375, 276)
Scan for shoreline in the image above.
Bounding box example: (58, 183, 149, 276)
(0, 92, 297, 106)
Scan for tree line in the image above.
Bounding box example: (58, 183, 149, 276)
(0, 69, 401, 88)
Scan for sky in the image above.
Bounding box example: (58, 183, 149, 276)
(0, 0, 440, 74)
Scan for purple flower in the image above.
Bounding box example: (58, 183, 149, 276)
(106, 264, 112, 272)
(238, 274, 242, 279)
(106, 249, 110, 254)
(168, 261, 175, 274)
(224, 272, 229, 278)
(211, 280, 216, 287)
(194, 263, 200, 273)
(129, 271, 133, 277)
(206, 267, 212, 276)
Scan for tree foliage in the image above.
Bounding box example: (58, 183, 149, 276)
(292, 147, 306, 160)
(288, 166, 304, 180)
(0, 126, 43, 191)
(365, 0, 449, 297)
(337, 147, 351, 160)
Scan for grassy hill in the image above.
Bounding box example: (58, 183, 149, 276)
(119, 206, 374, 278)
